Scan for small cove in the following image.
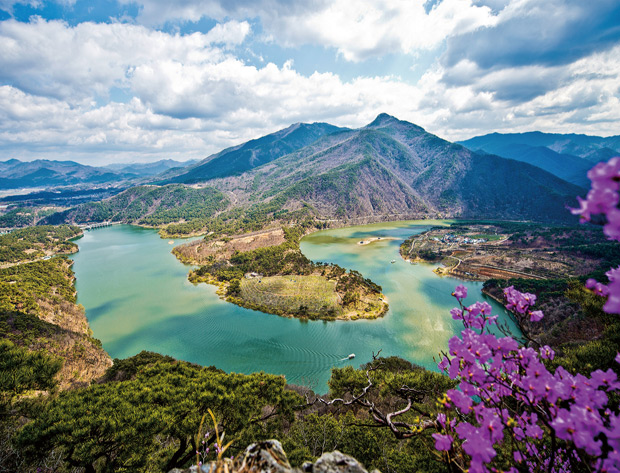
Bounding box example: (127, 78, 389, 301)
(70, 221, 520, 393)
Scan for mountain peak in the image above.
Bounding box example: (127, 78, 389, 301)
(367, 113, 399, 127)
(365, 114, 426, 134)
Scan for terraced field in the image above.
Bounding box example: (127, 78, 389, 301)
(240, 275, 341, 318)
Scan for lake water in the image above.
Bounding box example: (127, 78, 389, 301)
(70, 221, 519, 393)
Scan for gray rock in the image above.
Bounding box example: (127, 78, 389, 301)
(168, 440, 379, 473)
(312, 451, 370, 473)
(235, 440, 292, 473)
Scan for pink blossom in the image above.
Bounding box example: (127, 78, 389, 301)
(432, 433, 453, 451)
(453, 284, 468, 301)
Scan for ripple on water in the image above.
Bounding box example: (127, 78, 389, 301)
(71, 222, 520, 393)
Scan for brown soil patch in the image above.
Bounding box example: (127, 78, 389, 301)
(174, 228, 286, 265)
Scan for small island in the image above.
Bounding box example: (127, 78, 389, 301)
(174, 225, 388, 320)
(357, 236, 396, 245)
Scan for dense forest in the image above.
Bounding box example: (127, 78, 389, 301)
(42, 185, 229, 230)
(0, 225, 82, 263)
(4, 349, 454, 473)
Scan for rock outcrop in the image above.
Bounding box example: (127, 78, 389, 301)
(169, 440, 379, 473)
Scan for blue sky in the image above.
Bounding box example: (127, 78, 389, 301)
(1, 0, 619, 164)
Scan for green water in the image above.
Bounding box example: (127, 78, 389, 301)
(70, 221, 519, 393)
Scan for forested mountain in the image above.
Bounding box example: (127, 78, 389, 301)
(104, 159, 197, 177)
(159, 122, 345, 184)
(0, 159, 125, 189)
(457, 143, 592, 188)
(43, 114, 584, 232)
(225, 113, 582, 223)
(42, 184, 228, 226)
(458, 131, 620, 161)
(458, 132, 620, 188)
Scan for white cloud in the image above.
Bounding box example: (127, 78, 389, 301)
(0, 18, 236, 102)
(415, 44, 620, 140)
(203, 20, 250, 47)
(0, 12, 619, 165)
(120, 0, 497, 61)
(260, 0, 498, 62)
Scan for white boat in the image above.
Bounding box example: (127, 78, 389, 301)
(391, 260, 396, 264)
(347, 353, 355, 359)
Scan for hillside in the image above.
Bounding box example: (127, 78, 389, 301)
(227, 114, 583, 223)
(159, 122, 345, 184)
(0, 225, 82, 264)
(43, 115, 585, 235)
(0, 158, 130, 190)
(104, 158, 197, 177)
(42, 184, 229, 227)
(457, 143, 591, 188)
(0, 226, 111, 389)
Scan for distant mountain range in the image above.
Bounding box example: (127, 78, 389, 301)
(458, 131, 620, 188)
(0, 158, 196, 190)
(104, 159, 198, 177)
(44, 114, 586, 227)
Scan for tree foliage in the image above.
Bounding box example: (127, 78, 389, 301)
(18, 357, 301, 472)
(0, 225, 81, 263)
(0, 340, 61, 405)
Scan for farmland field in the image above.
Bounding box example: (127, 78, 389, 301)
(240, 275, 341, 317)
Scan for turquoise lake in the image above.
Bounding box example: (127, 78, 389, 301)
(70, 221, 519, 393)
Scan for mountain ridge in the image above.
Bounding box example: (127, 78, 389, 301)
(41, 114, 584, 231)
(159, 121, 346, 184)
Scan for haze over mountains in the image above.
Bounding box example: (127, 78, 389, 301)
(0, 158, 196, 190)
(458, 132, 620, 189)
(39, 114, 586, 227)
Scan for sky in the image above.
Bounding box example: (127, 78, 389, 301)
(1, 0, 619, 165)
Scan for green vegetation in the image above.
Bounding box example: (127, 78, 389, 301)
(0, 339, 61, 405)
(0, 207, 36, 227)
(237, 275, 341, 318)
(0, 257, 110, 387)
(483, 277, 620, 376)
(0, 206, 59, 228)
(17, 355, 300, 473)
(0, 257, 77, 313)
(0, 226, 110, 393)
(163, 197, 319, 238)
(0, 226, 112, 471)
(190, 225, 386, 319)
(6, 352, 454, 473)
(0, 224, 81, 263)
(0, 339, 63, 472)
(44, 185, 229, 229)
(283, 357, 455, 472)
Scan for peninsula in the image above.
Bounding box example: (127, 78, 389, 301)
(174, 225, 388, 320)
